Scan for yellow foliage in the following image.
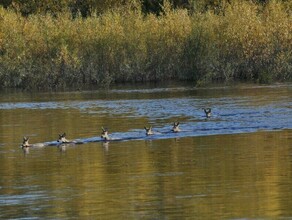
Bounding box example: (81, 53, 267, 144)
(0, 0, 291, 89)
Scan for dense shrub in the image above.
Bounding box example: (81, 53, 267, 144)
(0, 0, 291, 89)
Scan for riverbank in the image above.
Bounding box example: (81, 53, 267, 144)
(0, 1, 291, 90)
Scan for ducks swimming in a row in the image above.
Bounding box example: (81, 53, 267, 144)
(21, 122, 182, 148)
(21, 132, 81, 149)
(21, 108, 212, 148)
(143, 122, 180, 137)
(101, 122, 181, 141)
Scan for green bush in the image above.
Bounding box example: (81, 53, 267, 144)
(0, 0, 291, 90)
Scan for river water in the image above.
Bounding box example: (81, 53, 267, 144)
(0, 83, 291, 219)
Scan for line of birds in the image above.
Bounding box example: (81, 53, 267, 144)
(21, 108, 212, 149)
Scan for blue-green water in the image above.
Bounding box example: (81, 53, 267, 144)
(0, 83, 291, 219)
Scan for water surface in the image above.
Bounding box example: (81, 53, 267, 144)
(0, 83, 291, 219)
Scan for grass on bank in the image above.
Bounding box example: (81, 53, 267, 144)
(0, 1, 291, 90)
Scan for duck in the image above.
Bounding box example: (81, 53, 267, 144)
(144, 126, 154, 136)
(171, 122, 181, 133)
(21, 136, 47, 149)
(21, 136, 30, 148)
(101, 127, 110, 141)
(57, 133, 71, 143)
(202, 108, 212, 118)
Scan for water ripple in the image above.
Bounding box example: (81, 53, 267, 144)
(0, 86, 291, 142)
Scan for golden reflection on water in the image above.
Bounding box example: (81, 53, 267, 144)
(0, 85, 291, 219)
(1, 129, 292, 219)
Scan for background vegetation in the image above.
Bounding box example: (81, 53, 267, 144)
(0, 0, 291, 90)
